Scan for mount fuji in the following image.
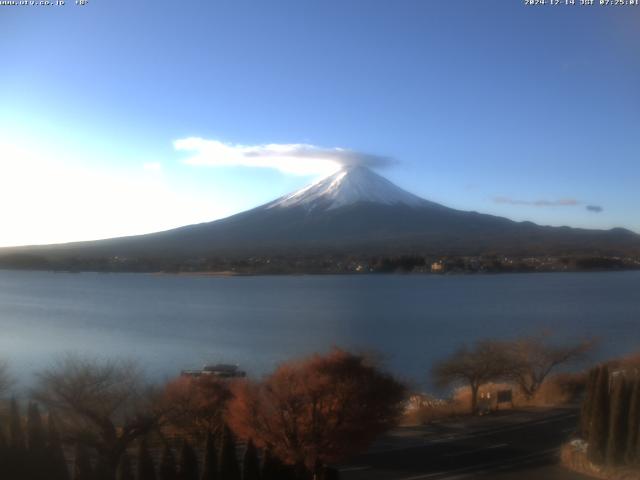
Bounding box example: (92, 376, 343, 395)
(2, 166, 639, 265)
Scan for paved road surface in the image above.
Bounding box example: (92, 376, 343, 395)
(340, 407, 591, 480)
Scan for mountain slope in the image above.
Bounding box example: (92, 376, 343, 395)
(1, 166, 639, 262)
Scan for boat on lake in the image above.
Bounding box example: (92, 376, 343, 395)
(181, 363, 247, 379)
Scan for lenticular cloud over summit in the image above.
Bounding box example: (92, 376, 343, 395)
(174, 137, 394, 176)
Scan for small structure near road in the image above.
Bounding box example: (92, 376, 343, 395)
(496, 389, 514, 409)
(181, 363, 246, 379)
(478, 387, 514, 414)
(430, 261, 445, 273)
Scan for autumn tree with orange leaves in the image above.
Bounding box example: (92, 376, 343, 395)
(228, 349, 406, 479)
(161, 374, 233, 440)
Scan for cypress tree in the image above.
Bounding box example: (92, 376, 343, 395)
(48, 413, 71, 480)
(159, 444, 178, 480)
(259, 448, 275, 480)
(73, 443, 94, 480)
(178, 439, 198, 480)
(606, 377, 630, 465)
(9, 397, 25, 450)
(0, 428, 8, 478)
(280, 465, 296, 480)
(218, 425, 240, 480)
(201, 432, 217, 480)
(580, 367, 599, 438)
(0, 426, 6, 450)
(27, 402, 47, 452)
(95, 455, 115, 480)
(116, 453, 134, 480)
(260, 448, 286, 480)
(27, 402, 48, 480)
(293, 462, 309, 480)
(7, 398, 26, 480)
(625, 377, 640, 464)
(588, 365, 610, 464)
(637, 414, 640, 465)
(137, 439, 157, 480)
(242, 439, 260, 480)
(319, 466, 340, 480)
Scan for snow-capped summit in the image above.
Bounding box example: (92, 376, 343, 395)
(267, 165, 429, 211)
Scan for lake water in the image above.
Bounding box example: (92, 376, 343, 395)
(1, 269, 639, 391)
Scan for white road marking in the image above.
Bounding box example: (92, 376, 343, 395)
(339, 465, 372, 472)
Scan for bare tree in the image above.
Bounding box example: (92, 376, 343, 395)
(503, 334, 594, 399)
(32, 355, 163, 480)
(432, 340, 509, 414)
(160, 374, 232, 440)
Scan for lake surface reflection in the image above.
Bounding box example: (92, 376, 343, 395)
(1, 270, 638, 390)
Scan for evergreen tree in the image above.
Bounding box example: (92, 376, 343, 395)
(27, 402, 47, 452)
(241, 439, 260, 480)
(0, 426, 6, 450)
(201, 432, 217, 480)
(96, 455, 116, 480)
(159, 444, 178, 480)
(7, 398, 27, 480)
(606, 377, 630, 465)
(218, 425, 240, 480)
(48, 413, 71, 480)
(178, 439, 198, 480)
(626, 377, 640, 464)
(73, 443, 94, 480)
(0, 428, 8, 478)
(9, 397, 25, 450)
(137, 439, 157, 480)
(259, 448, 275, 480)
(260, 448, 286, 480)
(116, 453, 134, 480)
(25, 402, 48, 480)
(293, 462, 310, 480)
(279, 465, 296, 480)
(637, 416, 640, 466)
(319, 466, 340, 480)
(588, 365, 610, 464)
(580, 367, 598, 438)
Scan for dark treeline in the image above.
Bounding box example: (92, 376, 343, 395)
(1, 339, 635, 479)
(0, 349, 406, 480)
(0, 252, 638, 275)
(581, 363, 640, 466)
(0, 403, 340, 480)
(1, 401, 69, 480)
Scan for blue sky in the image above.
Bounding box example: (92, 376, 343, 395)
(1, 0, 639, 246)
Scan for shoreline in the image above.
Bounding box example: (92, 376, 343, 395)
(152, 270, 245, 277)
(1, 267, 640, 277)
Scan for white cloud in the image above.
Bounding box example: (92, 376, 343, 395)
(174, 137, 393, 176)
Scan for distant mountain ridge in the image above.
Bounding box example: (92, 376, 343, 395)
(1, 166, 639, 265)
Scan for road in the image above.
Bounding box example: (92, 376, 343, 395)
(340, 407, 592, 480)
